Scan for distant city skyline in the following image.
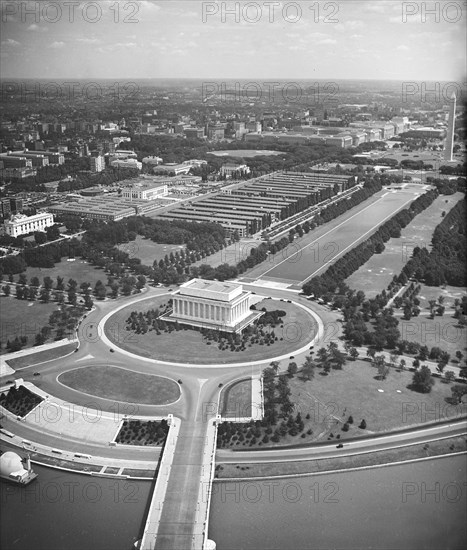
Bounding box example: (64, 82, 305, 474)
(1, 0, 466, 82)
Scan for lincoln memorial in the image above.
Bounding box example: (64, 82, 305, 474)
(164, 278, 262, 332)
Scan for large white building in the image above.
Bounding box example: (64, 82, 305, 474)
(110, 158, 142, 170)
(90, 155, 105, 173)
(165, 279, 261, 332)
(121, 183, 168, 201)
(4, 212, 54, 237)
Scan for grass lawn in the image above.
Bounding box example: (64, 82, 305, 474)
(58, 365, 180, 405)
(105, 297, 316, 364)
(6, 342, 78, 369)
(398, 314, 467, 361)
(220, 378, 252, 418)
(285, 359, 466, 442)
(416, 284, 467, 312)
(0, 296, 60, 353)
(9, 258, 108, 289)
(117, 236, 185, 266)
(190, 238, 260, 269)
(346, 192, 465, 297)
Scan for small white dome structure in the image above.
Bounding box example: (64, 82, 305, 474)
(0, 452, 24, 476)
(0, 451, 33, 483)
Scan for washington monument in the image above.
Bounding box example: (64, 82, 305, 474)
(444, 92, 456, 162)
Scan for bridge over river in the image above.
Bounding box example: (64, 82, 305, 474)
(139, 413, 219, 550)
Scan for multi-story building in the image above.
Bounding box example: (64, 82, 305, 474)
(220, 164, 251, 178)
(207, 124, 226, 140)
(184, 127, 206, 139)
(121, 183, 168, 201)
(23, 150, 65, 165)
(8, 151, 49, 168)
(0, 154, 33, 169)
(90, 155, 105, 173)
(4, 212, 54, 237)
(0, 199, 11, 218)
(245, 121, 261, 133)
(9, 197, 23, 212)
(110, 159, 142, 170)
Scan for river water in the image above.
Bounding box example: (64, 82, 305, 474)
(0, 465, 152, 550)
(1, 456, 466, 550)
(209, 456, 467, 550)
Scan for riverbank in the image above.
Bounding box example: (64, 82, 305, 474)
(215, 435, 467, 479)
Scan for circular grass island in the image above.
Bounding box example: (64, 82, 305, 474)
(58, 365, 180, 405)
(104, 296, 317, 365)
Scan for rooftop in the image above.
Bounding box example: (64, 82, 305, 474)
(182, 279, 240, 295)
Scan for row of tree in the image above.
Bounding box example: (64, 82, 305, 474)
(302, 189, 439, 300)
(400, 199, 467, 287)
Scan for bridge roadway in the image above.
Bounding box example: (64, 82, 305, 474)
(140, 414, 218, 550)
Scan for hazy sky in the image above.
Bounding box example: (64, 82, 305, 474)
(1, 0, 466, 82)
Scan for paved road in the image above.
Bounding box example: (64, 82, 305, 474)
(216, 420, 467, 463)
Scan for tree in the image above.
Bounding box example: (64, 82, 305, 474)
(374, 355, 390, 380)
(451, 385, 467, 404)
(287, 362, 298, 378)
(68, 278, 78, 291)
(455, 350, 463, 363)
(359, 419, 367, 429)
(300, 356, 315, 381)
(30, 276, 40, 287)
(349, 347, 359, 361)
(43, 276, 53, 290)
(27, 286, 37, 301)
(269, 361, 280, 374)
(411, 365, 434, 393)
(68, 290, 77, 305)
(84, 294, 93, 310)
(2, 285, 11, 296)
(39, 288, 50, 303)
(444, 371, 455, 384)
(34, 231, 47, 245)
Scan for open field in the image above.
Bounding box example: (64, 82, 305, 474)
(208, 150, 286, 158)
(190, 238, 260, 269)
(220, 378, 252, 418)
(0, 296, 59, 353)
(346, 192, 464, 296)
(398, 315, 467, 361)
(117, 236, 185, 266)
(105, 297, 316, 364)
(242, 186, 424, 285)
(416, 284, 467, 312)
(59, 365, 180, 405)
(9, 259, 107, 288)
(284, 359, 466, 442)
